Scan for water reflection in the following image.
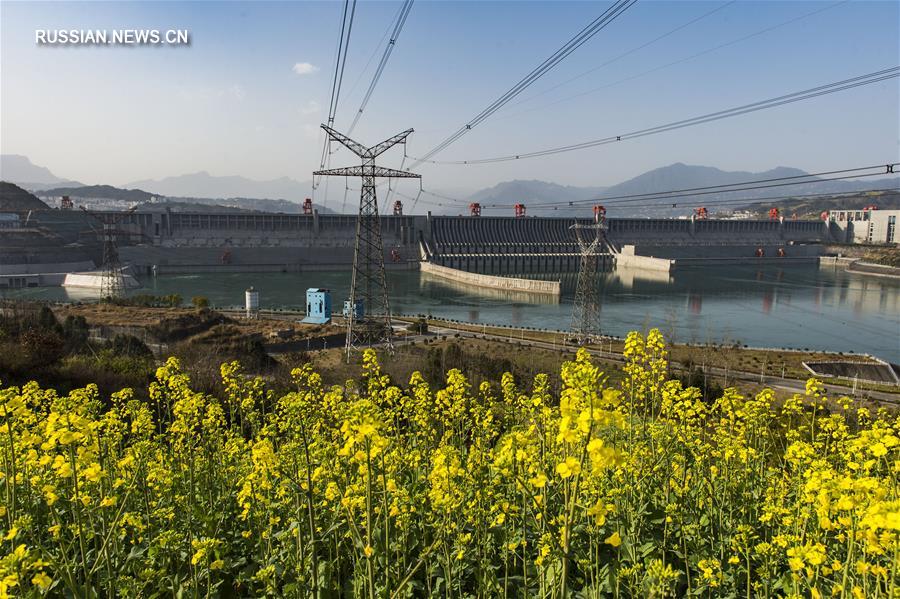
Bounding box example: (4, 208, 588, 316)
(609, 267, 673, 289)
(3, 263, 898, 361)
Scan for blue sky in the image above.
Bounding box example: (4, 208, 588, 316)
(1, 0, 898, 195)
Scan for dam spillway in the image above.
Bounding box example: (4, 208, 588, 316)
(15, 209, 831, 275)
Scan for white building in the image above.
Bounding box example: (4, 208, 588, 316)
(828, 208, 898, 245)
(0, 213, 20, 229)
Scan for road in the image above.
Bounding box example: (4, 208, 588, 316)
(219, 309, 899, 405)
(412, 322, 900, 406)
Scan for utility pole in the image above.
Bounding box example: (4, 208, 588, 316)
(569, 220, 608, 344)
(314, 125, 420, 357)
(81, 207, 136, 300)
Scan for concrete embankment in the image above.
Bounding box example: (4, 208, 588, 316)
(820, 256, 900, 279)
(63, 272, 141, 290)
(419, 261, 560, 297)
(819, 256, 858, 267)
(614, 246, 674, 273)
(0, 261, 97, 289)
(846, 261, 900, 278)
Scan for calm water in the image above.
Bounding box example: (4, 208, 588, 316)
(5, 264, 899, 362)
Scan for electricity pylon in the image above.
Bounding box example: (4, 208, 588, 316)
(314, 124, 420, 356)
(570, 222, 607, 344)
(81, 207, 136, 300)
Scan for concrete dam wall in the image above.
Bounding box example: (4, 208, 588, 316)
(19, 209, 830, 275)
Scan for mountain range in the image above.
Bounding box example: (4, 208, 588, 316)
(2, 154, 896, 216)
(126, 172, 311, 202)
(0, 155, 82, 190)
(495, 164, 898, 217)
(468, 180, 607, 206)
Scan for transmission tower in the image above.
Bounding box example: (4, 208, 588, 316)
(81, 207, 135, 300)
(314, 124, 420, 356)
(569, 221, 608, 344)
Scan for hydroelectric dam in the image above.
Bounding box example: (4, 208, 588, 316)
(7, 209, 830, 285)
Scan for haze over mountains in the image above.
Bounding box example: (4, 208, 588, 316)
(481, 164, 898, 216)
(127, 172, 311, 202)
(468, 180, 608, 206)
(0, 155, 82, 189)
(2, 154, 896, 216)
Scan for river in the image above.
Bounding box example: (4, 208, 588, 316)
(4, 263, 899, 362)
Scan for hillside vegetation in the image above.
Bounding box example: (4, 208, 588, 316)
(0, 330, 897, 597)
(0, 181, 50, 211)
(744, 190, 899, 219)
(39, 185, 156, 203)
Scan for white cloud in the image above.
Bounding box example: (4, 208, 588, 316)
(300, 100, 320, 115)
(292, 62, 319, 76)
(229, 84, 246, 102)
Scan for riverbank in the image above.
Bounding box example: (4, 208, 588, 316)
(1, 301, 897, 407)
(3, 263, 897, 361)
(396, 316, 899, 399)
(820, 255, 900, 279)
(822, 244, 900, 267)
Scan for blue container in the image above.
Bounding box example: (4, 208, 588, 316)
(342, 299, 365, 319)
(301, 288, 332, 324)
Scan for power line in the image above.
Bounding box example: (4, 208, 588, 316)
(383, 166, 898, 213)
(489, 164, 899, 208)
(506, 0, 847, 118)
(523, 187, 900, 213)
(396, 184, 898, 214)
(410, 67, 900, 166)
(344, 2, 407, 100)
(347, 0, 415, 135)
(314, 0, 359, 197)
(328, 0, 358, 126)
(504, 0, 736, 113)
(409, 0, 637, 168)
(393, 188, 459, 210)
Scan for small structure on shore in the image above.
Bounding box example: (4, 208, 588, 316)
(302, 288, 332, 324)
(343, 299, 364, 320)
(245, 286, 259, 319)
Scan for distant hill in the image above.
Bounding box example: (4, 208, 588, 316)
(134, 200, 252, 213)
(37, 183, 336, 214)
(169, 196, 336, 214)
(135, 197, 335, 214)
(468, 180, 606, 207)
(39, 185, 157, 203)
(127, 171, 312, 202)
(459, 164, 899, 218)
(0, 155, 83, 190)
(595, 163, 899, 217)
(0, 181, 51, 211)
(600, 163, 807, 198)
(742, 189, 900, 218)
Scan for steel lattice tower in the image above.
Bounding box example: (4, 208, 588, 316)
(570, 222, 607, 344)
(81, 207, 135, 300)
(314, 124, 420, 356)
